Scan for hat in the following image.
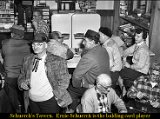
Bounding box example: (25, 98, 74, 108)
(50, 31, 63, 39)
(99, 27, 112, 38)
(10, 25, 25, 36)
(32, 33, 49, 43)
(84, 29, 100, 44)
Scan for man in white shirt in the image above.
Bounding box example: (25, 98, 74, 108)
(99, 27, 122, 90)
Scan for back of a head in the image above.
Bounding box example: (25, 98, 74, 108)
(84, 29, 100, 44)
(96, 74, 112, 86)
(50, 31, 63, 40)
(99, 27, 112, 38)
(33, 33, 49, 43)
(10, 25, 25, 37)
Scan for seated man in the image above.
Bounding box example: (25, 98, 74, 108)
(99, 27, 122, 90)
(67, 29, 110, 113)
(119, 28, 150, 96)
(47, 31, 74, 60)
(81, 73, 127, 113)
(111, 34, 127, 57)
(127, 63, 160, 109)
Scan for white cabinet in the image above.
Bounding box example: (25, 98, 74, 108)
(51, 13, 100, 48)
(72, 13, 100, 48)
(51, 13, 74, 48)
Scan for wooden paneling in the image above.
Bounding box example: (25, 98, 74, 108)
(113, 0, 120, 35)
(96, 10, 114, 30)
(150, 1, 160, 63)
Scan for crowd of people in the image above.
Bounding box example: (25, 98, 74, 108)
(0, 9, 160, 113)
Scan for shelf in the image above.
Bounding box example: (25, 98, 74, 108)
(120, 16, 149, 31)
(0, 13, 14, 15)
(0, 17, 14, 19)
(118, 27, 134, 37)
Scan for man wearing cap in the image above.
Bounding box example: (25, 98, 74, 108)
(81, 73, 127, 113)
(47, 31, 74, 60)
(99, 27, 122, 91)
(32, 10, 49, 37)
(18, 33, 72, 113)
(68, 29, 110, 112)
(1, 24, 31, 112)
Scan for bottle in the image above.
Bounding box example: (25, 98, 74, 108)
(16, 104, 22, 113)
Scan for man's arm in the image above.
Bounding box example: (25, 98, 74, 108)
(123, 44, 136, 57)
(127, 79, 140, 98)
(111, 89, 127, 113)
(17, 57, 30, 90)
(55, 59, 71, 89)
(52, 58, 72, 107)
(81, 91, 94, 113)
(72, 55, 93, 87)
(111, 45, 122, 71)
(130, 49, 149, 70)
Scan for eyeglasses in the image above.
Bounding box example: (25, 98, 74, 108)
(151, 73, 159, 77)
(32, 43, 43, 47)
(99, 84, 111, 90)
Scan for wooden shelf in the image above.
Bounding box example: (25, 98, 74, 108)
(118, 27, 134, 37)
(120, 16, 149, 31)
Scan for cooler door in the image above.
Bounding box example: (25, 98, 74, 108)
(51, 13, 74, 48)
(71, 13, 100, 48)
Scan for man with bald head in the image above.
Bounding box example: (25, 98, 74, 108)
(81, 73, 127, 113)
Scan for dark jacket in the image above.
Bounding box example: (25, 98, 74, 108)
(72, 45, 110, 88)
(2, 36, 31, 78)
(18, 52, 72, 112)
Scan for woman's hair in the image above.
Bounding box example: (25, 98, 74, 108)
(135, 28, 148, 39)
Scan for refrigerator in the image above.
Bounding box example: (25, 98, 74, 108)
(51, 13, 74, 48)
(51, 13, 100, 48)
(71, 13, 100, 48)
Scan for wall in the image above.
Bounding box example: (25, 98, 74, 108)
(96, 10, 114, 30)
(35, 0, 115, 30)
(150, 1, 160, 63)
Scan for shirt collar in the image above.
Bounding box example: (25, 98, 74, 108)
(41, 53, 47, 62)
(103, 38, 111, 46)
(146, 79, 160, 87)
(136, 41, 144, 46)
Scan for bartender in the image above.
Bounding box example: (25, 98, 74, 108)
(32, 10, 49, 37)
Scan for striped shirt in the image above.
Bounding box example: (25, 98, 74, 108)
(127, 75, 160, 102)
(35, 20, 49, 37)
(96, 91, 110, 113)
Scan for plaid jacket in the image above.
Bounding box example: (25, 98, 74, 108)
(35, 20, 49, 37)
(127, 75, 160, 102)
(18, 52, 72, 112)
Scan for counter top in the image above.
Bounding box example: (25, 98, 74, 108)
(67, 54, 81, 68)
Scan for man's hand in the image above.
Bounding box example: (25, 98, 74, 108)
(124, 62, 131, 68)
(20, 80, 30, 90)
(136, 91, 145, 99)
(150, 101, 160, 108)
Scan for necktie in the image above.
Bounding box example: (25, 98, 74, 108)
(32, 57, 42, 72)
